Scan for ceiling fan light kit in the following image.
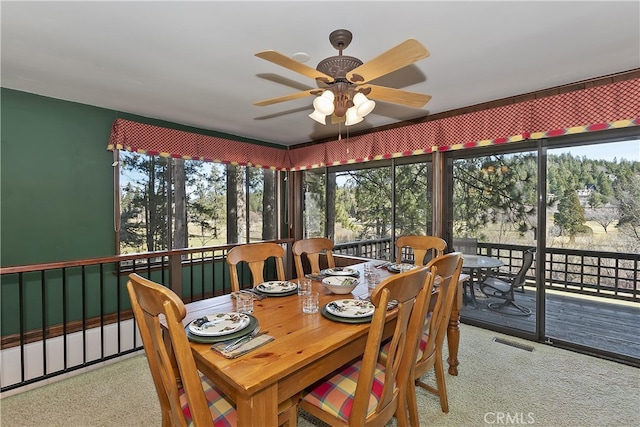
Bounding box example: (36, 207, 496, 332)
(255, 29, 431, 128)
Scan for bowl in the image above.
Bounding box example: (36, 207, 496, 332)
(321, 276, 359, 294)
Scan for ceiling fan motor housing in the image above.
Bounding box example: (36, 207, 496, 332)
(316, 56, 363, 80)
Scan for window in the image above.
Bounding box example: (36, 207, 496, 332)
(301, 157, 433, 259)
(117, 151, 281, 253)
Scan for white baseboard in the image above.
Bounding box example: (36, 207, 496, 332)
(1, 319, 143, 397)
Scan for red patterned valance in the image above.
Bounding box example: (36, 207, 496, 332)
(108, 79, 639, 171)
(107, 119, 289, 170)
(289, 79, 639, 170)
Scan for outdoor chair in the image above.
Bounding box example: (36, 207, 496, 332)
(480, 248, 535, 316)
(395, 235, 447, 266)
(452, 237, 478, 255)
(126, 273, 298, 426)
(226, 242, 286, 292)
(292, 237, 335, 277)
(299, 266, 435, 426)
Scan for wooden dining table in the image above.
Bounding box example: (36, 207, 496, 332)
(180, 261, 468, 427)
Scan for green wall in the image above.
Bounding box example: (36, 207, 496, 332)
(0, 88, 284, 267)
(1, 89, 116, 266)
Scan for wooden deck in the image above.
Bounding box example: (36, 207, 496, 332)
(460, 284, 640, 361)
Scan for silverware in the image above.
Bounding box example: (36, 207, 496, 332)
(224, 326, 261, 352)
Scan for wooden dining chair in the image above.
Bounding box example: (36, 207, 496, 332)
(226, 242, 286, 292)
(395, 235, 447, 266)
(127, 273, 298, 427)
(292, 237, 335, 277)
(298, 265, 436, 427)
(408, 252, 463, 421)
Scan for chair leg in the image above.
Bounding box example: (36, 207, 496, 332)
(407, 379, 420, 427)
(396, 392, 409, 427)
(487, 299, 531, 316)
(434, 353, 449, 413)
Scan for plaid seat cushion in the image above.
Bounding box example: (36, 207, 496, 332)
(379, 315, 430, 361)
(301, 359, 387, 422)
(379, 331, 430, 362)
(180, 373, 237, 427)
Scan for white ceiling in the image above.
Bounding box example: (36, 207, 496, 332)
(2, 1, 639, 147)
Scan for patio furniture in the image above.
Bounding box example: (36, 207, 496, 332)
(480, 248, 535, 316)
(226, 242, 286, 292)
(452, 237, 478, 255)
(292, 237, 335, 277)
(461, 254, 505, 307)
(395, 235, 447, 266)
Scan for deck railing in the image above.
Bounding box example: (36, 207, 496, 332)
(1, 238, 637, 392)
(335, 239, 639, 301)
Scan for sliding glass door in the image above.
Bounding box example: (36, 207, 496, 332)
(544, 139, 640, 361)
(451, 148, 538, 334)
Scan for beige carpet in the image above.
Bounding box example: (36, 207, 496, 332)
(1, 324, 638, 427)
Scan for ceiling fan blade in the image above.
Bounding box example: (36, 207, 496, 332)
(347, 39, 430, 84)
(256, 50, 335, 83)
(361, 84, 432, 108)
(254, 89, 320, 106)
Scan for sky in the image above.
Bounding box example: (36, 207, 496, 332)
(549, 140, 640, 162)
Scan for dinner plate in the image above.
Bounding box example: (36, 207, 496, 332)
(325, 299, 375, 318)
(321, 267, 359, 277)
(185, 315, 258, 344)
(386, 263, 418, 274)
(255, 280, 298, 294)
(321, 305, 372, 324)
(188, 312, 251, 336)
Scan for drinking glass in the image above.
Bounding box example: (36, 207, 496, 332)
(367, 271, 381, 289)
(298, 279, 312, 295)
(302, 292, 319, 314)
(236, 291, 254, 314)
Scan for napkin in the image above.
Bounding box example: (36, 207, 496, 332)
(231, 290, 265, 300)
(211, 334, 274, 359)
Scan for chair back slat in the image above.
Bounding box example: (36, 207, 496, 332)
(396, 235, 447, 266)
(227, 242, 286, 292)
(292, 237, 335, 277)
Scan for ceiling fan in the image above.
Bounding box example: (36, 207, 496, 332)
(254, 29, 432, 126)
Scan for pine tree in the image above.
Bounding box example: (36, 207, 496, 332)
(553, 189, 587, 243)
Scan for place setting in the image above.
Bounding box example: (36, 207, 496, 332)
(252, 280, 299, 297)
(386, 263, 419, 274)
(185, 312, 273, 358)
(321, 266, 360, 277)
(321, 298, 375, 324)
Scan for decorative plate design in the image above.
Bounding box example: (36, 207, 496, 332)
(321, 267, 359, 276)
(386, 263, 418, 273)
(325, 299, 375, 318)
(187, 312, 251, 337)
(255, 281, 298, 294)
(321, 306, 372, 324)
(185, 315, 258, 344)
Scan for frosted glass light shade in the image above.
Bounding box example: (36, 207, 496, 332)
(313, 90, 335, 115)
(345, 106, 363, 126)
(353, 92, 375, 117)
(309, 109, 327, 125)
